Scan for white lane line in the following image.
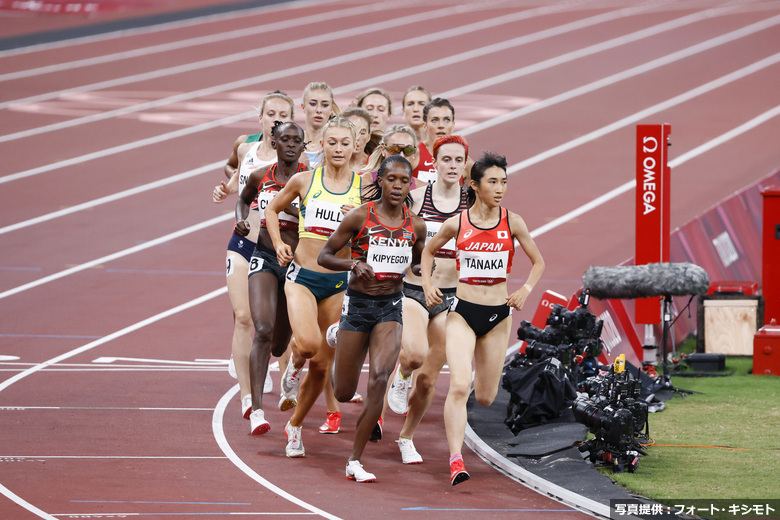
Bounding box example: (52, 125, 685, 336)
(0, 161, 221, 230)
(0, 287, 225, 520)
(0, 1, 618, 142)
(509, 51, 780, 177)
(0, 1, 458, 111)
(212, 384, 342, 520)
(0, 1, 399, 83)
(2, 57, 777, 301)
(460, 13, 780, 136)
(0, 1, 687, 183)
(527, 103, 780, 240)
(0, 212, 231, 300)
(2, 6, 773, 235)
(0, 0, 329, 58)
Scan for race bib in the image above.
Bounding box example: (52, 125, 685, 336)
(458, 250, 509, 285)
(425, 220, 456, 258)
(304, 199, 344, 236)
(367, 243, 411, 280)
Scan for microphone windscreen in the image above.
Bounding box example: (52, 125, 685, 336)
(582, 263, 710, 300)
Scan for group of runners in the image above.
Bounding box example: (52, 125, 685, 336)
(212, 82, 545, 485)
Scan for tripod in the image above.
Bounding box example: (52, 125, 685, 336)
(658, 294, 694, 396)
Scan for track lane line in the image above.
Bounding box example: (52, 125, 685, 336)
(212, 384, 342, 520)
(0, 213, 231, 300)
(0, 0, 704, 183)
(2, 62, 778, 300)
(2, 10, 777, 238)
(0, 0, 631, 143)
(0, 0, 331, 58)
(0, 1, 403, 83)
(0, 287, 226, 520)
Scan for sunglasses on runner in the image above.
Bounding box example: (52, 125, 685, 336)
(385, 145, 417, 156)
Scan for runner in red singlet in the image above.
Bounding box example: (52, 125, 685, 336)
(318, 155, 426, 483)
(421, 151, 545, 486)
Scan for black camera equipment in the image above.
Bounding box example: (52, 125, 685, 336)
(573, 354, 650, 473)
(512, 289, 603, 384)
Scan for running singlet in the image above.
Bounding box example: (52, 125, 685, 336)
(351, 201, 416, 280)
(418, 183, 468, 258)
(414, 143, 437, 184)
(455, 208, 514, 285)
(257, 162, 306, 228)
(239, 134, 276, 209)
(298, 167, 362, 240)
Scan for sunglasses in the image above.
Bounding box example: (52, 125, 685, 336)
(385, 145, 417, 157)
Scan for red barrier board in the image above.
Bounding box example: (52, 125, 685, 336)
(635, 124, 671, 324)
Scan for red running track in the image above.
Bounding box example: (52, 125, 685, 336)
(1, 0, 779, 518)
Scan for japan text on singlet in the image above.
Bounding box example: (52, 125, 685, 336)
(351, 201, 416, 280)
(257, 163, 306, 228)
(298, 167, 362, 240)
(419, 183, 468, 259)
(455, 208, 514, 285)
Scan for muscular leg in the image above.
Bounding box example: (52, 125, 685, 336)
(399, 310, 447, 439)
(248, 271, 291, 411)
(350, 321, 402, 462)
(442, 312, 477, 458)
(226, 251, 253, 400)
(472, 318, 512, 407)
(287, 288, 343, 428)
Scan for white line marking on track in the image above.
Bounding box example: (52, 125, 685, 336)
(0, 287, 227, 519)
(0, 213, 231, 300)
(0, 0, 330, 58)
(527, 102, 780, 239)
(0, 1, 399, 83)
(212, 384, 342, 520)
(2, 56, 778, 300)
(0, 1, 602, 142)
(0, 455, 226, 459)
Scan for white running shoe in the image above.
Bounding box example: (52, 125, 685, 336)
(396, 438, 423, 464)
(387, 365, 411, 415)
(241, 394, 252, 420)
(349, 392, 363, 403)
(228, 354, 237, 379)
(326, 322, 339, 348)
(278, 392, 297, 412)
(284, 421, 305, 458)
(346, 460, 376, 482)
(250, 409, 270, 435)
(281, 358, 302, 399)
(263, 366, 273, 394)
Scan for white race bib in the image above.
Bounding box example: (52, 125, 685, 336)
(304, 199, 344, 236)
(458, 250, 509, 285)
(367, 243, 412, 280)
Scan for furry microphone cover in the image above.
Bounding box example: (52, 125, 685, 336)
(582, 262, 710, 300)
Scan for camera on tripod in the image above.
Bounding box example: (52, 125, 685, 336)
(573, 354, 650, 473)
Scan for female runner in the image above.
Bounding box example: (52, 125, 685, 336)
(401, 85, 431, 145)
(301, 82, 337, 166)
(355, 87, 392, 135)
(342, 107, 372, 170)
(386, 136, 469, 465)
(213, 91, 295, 419)
(235, 121, 307, 434)
(421, 151, 545, 485)
(264, 117, 363, 458)
(317, 155, 426, 482)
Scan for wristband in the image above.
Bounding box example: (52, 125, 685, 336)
(350, 260, 360, 272)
